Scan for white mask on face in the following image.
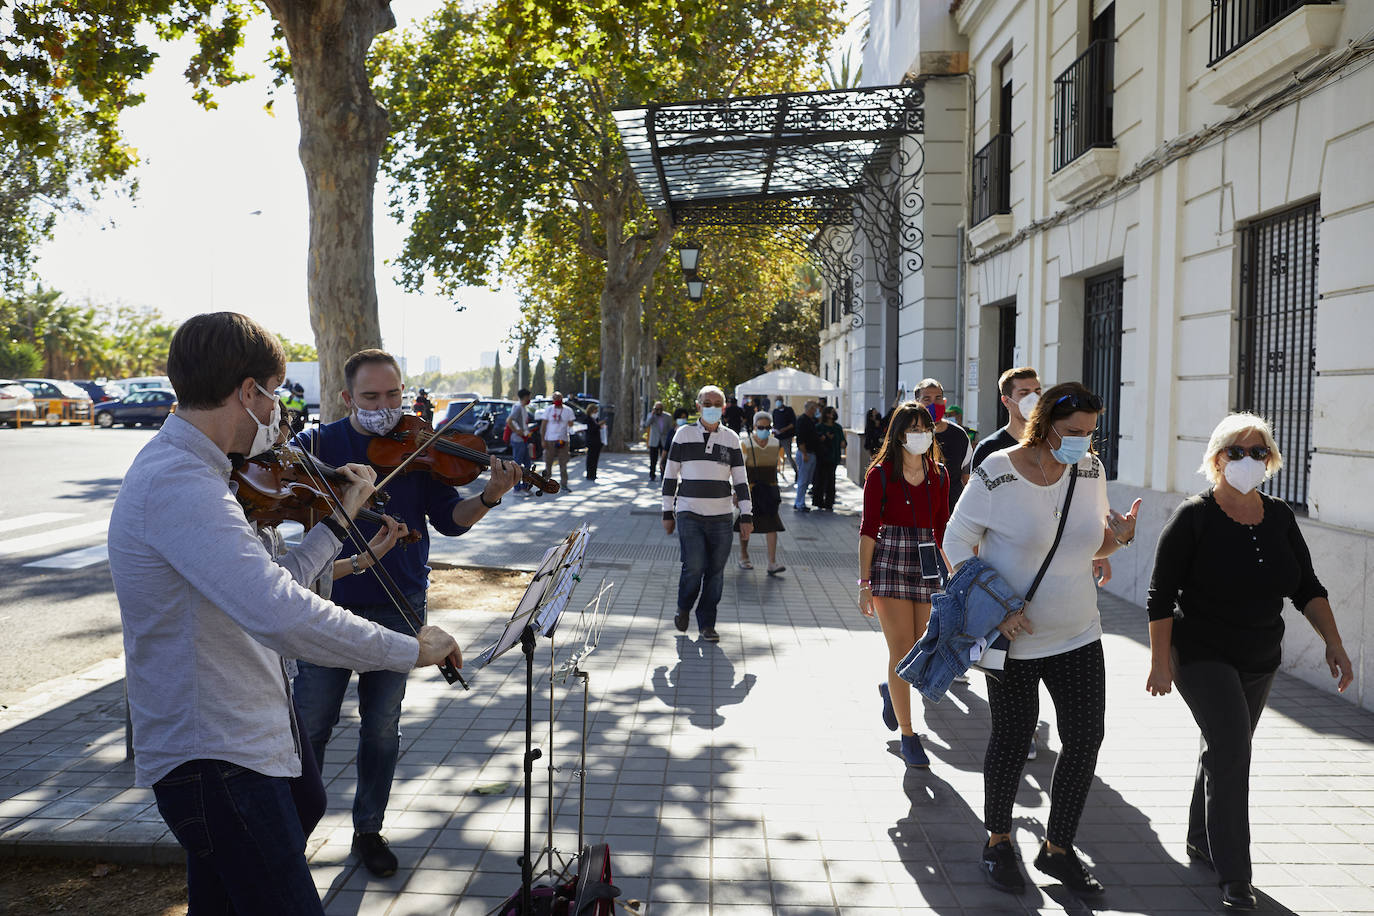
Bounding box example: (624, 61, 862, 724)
(903, 431, 934, 455)
(355, 404, 404, 435)
(1016, 391, 1040, 420)
(243, 381, 281, 456)
(1222, 456, 1268, 495)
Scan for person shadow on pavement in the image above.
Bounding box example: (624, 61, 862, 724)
(890, 681, 1301, 914)
(651, 635, 756, 729)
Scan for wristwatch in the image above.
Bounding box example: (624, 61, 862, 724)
(349, 554, 367, 575)
(479, 491, 502, 509)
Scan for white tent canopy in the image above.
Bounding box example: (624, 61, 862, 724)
(734, 367, 840, 400)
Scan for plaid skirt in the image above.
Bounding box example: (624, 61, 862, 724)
(871, 524, 938, 602)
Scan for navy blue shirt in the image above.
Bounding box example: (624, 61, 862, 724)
(293, 418, 469, 606)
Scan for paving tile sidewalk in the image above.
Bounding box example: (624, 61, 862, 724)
(3, 450, 1374, 915)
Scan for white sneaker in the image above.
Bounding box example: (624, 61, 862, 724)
(952, 673, 970, 684)
(1027, 736, 1038, 760)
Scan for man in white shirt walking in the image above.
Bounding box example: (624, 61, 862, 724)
(540, 390, 576, 492)
(662, 385, 752, 642)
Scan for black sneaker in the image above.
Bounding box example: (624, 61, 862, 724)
(352, 831, 398, 877)
(980, 839, 1026, 895)
(1034, 842, 1104, 895)
(673, 609, 690, 632)
(700, 628, 720, 642)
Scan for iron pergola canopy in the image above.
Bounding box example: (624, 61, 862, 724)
(613, 83, 927, 323)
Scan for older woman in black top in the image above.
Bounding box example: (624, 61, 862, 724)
(1145, 412, 1353, 911)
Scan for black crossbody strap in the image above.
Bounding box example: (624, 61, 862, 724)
(1024, 465, 1078, 603)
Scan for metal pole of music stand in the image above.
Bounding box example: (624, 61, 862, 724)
(519, 626, 539, 915)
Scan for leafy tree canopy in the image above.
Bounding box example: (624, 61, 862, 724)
(0, 0, 262, 281)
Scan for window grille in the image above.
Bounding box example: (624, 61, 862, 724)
(1237, 199, 1319, 510)
(1052, 39, 1114, 172)
(1083, 270, 1123, 480)
(1209, 0, 1331, 66)
(971, 133, 1012, 226)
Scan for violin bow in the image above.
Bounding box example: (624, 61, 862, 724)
(373, 398, 479, 491)
(294, 447, 469, 689)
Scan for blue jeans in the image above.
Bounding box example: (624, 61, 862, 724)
(511, 437, 531, 490)
(794, 452, 817, 508)
(293, 593, 424, 834)
(154, 759, 324, 914)
(675, 512, 733, 631)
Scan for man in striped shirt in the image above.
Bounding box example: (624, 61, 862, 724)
(662, 385, 753, 642)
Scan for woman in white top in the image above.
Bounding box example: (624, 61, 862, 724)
(944, 382, 1141, 898)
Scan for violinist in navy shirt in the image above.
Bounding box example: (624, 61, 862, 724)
(291, 348, 518, 877)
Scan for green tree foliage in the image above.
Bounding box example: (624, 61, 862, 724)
(0, 289, 179, 378)
(531, 356, 546, 397)
(275, 333, 318, 361)
(0, 339, 43, 377)
(374, 0, 844, 446)
(3, 0, 408, 419)
(552, 354, 576, 398)
(491, 351, 502, 398)
(0, 0, 252, 283)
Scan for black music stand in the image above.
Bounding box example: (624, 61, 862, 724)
(472, 525, 589, 915)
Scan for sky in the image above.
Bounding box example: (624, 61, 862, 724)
(32, 1, 868, 376)
(33, 2, 530, 376)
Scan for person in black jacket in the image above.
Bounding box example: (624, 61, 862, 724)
(1145, 412, 1353, 912)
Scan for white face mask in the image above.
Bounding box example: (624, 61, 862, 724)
(1015, 391, 1040, 420)
(243, 381, 281, 456)
(903, 431, 933, 455)
(1222, 456, 1268, 494)
(355, 404, 404, 435)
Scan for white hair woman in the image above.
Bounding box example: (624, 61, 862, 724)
(1145, 412, 1353, 911)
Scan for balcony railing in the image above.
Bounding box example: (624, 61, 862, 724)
(1209, 0, 1332, 66)
(971, 133, 1011, 226)
(1053, 39, 1114, 172)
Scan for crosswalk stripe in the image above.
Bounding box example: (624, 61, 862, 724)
(0, 513, 80, 534)
(0, 519, 111, 557)
(24, 544, 110, 570)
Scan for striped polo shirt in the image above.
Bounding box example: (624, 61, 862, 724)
(662, 421, 753, 523)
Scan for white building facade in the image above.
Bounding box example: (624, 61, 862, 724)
(837, 0, 1374, 708)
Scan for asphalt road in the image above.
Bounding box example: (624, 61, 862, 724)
(0, 424, 157, 703)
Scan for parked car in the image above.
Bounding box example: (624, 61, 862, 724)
(18, 378, 93, 424)
(0, 379, 38, 426)
(116, 375, 172, 392)
(94, 387, 177, 428)
(438, 397, 514, 456)
(73, 380, 127, 404)
(530, 397, 590, 452)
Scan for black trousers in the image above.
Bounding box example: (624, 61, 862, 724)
(648, 445, 666, 477)
(814, 460, 838, 508)
(586, 439, 602, 478)
(1172, 650, 1275, 884)
(984, 640, 1105, 849)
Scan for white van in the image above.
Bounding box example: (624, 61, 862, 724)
(119, 375, 172, 392)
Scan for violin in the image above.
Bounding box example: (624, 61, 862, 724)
(367, 414, 560, 494)
(232, 446, 421, 543)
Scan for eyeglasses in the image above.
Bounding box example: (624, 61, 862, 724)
(1053, 392, 1104, 412)
(1222, 444, 1271, 462)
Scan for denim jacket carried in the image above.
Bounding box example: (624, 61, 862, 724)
(896, 556, 1023, 702)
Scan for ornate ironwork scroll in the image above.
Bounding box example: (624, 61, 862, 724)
(614, 82, 927, 328)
